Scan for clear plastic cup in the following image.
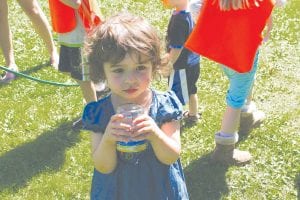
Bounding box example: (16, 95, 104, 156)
(116, 103, 148, 153)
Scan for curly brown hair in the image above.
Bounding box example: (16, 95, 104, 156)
(84, 12, 162, 83)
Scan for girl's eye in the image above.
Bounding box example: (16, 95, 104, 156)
(112, 68, 124, 73)
(136, 65, 147, 71)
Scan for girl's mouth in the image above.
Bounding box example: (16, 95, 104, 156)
(124, 88, 138, 94)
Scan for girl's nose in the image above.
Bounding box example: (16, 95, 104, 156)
(124, 71, 138, 83)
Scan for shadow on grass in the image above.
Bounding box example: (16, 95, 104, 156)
(0, 121, 80, 192)
(184, 153, 229, 200)
(19, 61, 50, 75)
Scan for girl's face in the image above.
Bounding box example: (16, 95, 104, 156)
(103, 53, 153, 103)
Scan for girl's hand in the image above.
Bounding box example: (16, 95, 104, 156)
(130, 114, 160, 142)
(103, 114, 132, 143)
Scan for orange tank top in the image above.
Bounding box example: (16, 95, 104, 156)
(49, 0, 102, 34)
(49, 0, 76, 33)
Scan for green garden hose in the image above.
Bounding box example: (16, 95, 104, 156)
(0, 65, 79, 87)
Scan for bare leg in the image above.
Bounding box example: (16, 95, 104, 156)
(72, 80, 96, 129)
(76, 80, 97, 104)
(211, 106, 251, 165)
(220, 106, 241, 134)
(17, 0, 58, 68)
(0, 0, 18, 83)
(239, 85, 265, 135)
(0, 0, 17, 70)
(188, 94, 198, 116)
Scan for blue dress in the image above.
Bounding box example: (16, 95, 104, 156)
(82, 90, 189, 200)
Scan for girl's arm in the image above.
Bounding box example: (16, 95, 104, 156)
(150, 120, 181, 165)
(132, 116, 181, 165)
(91, 132, 117, 174)
(59, 0, 81, 9)
(91, 114, 132, 173)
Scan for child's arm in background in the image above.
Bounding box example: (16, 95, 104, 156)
(167, 48, 182, 65)
(60, 0, 81, 9)
(132, 115, 181, 165)
(263, 14, 273, 43)
(263, 0, 287, 43)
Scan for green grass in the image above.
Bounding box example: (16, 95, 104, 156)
(0, 0, 299, 199)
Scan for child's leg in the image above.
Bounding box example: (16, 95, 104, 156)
(71, 79, 95, 130)
(188, 93, 198, 117)
(222, 52, 259, 132)
(18, 0, 58, 68)
(186, 63, 200, 117)
(0, 0, 17, 83)
(0, 0, 16, 69)
(58, 45, 96, 129)
(239, 55, 266, 135)
(220, 106, 241, 134)
(212, 55, 258, 165)
(76, 80, 97, 104)
(181, 63, 201, 124)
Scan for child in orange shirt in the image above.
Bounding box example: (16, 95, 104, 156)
(48, 0, 101, 129)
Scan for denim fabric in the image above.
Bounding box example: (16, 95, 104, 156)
(82, 90, 189, 200)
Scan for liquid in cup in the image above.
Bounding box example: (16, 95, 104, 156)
(116, 103, 148, 153)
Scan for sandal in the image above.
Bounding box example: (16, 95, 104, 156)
(183, 111, 201, 124)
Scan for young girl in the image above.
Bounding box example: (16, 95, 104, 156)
(82, 12, 189, 200)
(185, 0, 276, 165)
(188, 0, 266, 134)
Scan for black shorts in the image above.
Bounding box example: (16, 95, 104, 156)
(186, 63, 200, 95)
(58, 45, 83, 80)
(168, 63, 200, 105)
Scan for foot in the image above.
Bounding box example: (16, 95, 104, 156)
(239, 110, 265, 135)
(72, 118, 83, 130)
(211, 144, 252, 166)
(0, 72, 16, 84)
(183, 111, 201, 125)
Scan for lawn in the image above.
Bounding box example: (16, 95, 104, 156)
(0, 0, 299, 199)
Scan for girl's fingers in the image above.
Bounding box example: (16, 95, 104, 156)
(111, 127, 132, 137)
(132, 119, 156, 134)
(112, 133, 131, 142)
(110, 114, 123, 122)
(112, 122, 131, 131)
(130, 133, 149, 141)
(132, 114, 149, 124)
